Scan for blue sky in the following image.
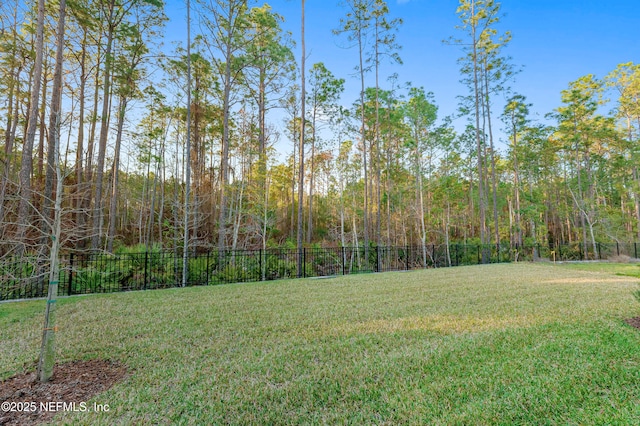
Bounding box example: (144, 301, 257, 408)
(165, 0, 640, 146)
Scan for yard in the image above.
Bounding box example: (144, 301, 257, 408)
(1, 263, 640, 424)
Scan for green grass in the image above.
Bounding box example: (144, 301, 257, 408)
(558, 260, 640, 278)
(1, 263, 640, 424)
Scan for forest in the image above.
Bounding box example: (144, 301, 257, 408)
(1, 0, 639, 263)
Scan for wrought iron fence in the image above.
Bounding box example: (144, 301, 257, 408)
(2, 242, 638, 301)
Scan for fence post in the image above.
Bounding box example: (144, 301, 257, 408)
(205, 251, 210, 285)
(635, 242, 638, 259)
(402, 246, 407, 270)
(616, 242, 620, 256)
(454, 244, 458, 267)
(342, 247, 346, 275)
(68, 253, 74, 295)
(303, 248, 307, 278)
(144, 251, 149, 290)
(597, 243, 602, 260)
(259, 249, 263, 281)
(375, 246, 380, 272)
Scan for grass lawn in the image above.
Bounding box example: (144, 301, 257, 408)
(558, 259, 640, 278)
(1, 263, 640, 424)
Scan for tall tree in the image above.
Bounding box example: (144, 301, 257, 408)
(37, 0, 67, 383)
(369, 0, 401, 245)
(453, 0, 503, 261)
(297, 0, 305, 276)
(335, 0, 374, 254)
(67, 0, 96, 251)
(502, 94, 530, 248)
(245, 4, 294, 159)
(199, 0, 250, 254)
(305, 62, 344, 242)
(16, 0, 45, 255)
(91, 0, 158, 250)
(0, 0, 28, 239)
(107, 7, 165, 252)
(183, 0, 192, 286)
(244, 4, 294, 252)
(553, 75, 616, 257)
(403, 86, 437, 266)
(478, 23, 515, 247)
(605, 63, 640, 239)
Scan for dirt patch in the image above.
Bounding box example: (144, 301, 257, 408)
(625, 317, 640, 330)
(0, 359, 128, 426)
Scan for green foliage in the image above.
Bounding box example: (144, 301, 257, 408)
(0, 257, 40, 299)
(72, 265, 123, 294)
(69, 247, 178, 295)
(188, 256, 214, 285)
(263, 254, 297, 280)
(114, 243, 161, 255)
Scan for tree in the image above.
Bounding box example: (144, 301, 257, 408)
(305, 62, 344, 242)
(36, 127, 65, 383)
(15, 0, 45, 256)
(198, 0, 251, 254)
(91, 0, 162, 250)
(184, 0, 192, 285)
(430, 120, 461, 265)
(0, 0, 29, 239)
(369, 0, 401, 245)
(478, 24, 516, 248)
(243, 3, 294, 254)
(91, 0, 130, 250)
(37, 0, 67, 383)
(453, 0, 506, 261)
(605, 63, 640, 239)
(502, 94, 530, 248)
(335, 0, 374, 253)
(245, 4, 294, 160)
(553, 75, 617, 257)
(297, 0, 305, 276)
(403, 86, 437, 266)
(66, 0, 97, 251)
(106, 8, 165, 252)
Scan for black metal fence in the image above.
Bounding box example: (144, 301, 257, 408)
(1, 242, 638, 301)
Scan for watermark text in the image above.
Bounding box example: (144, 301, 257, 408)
(1, 401, 110, 413)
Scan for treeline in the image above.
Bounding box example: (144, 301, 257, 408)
(1, 0, 639, 262)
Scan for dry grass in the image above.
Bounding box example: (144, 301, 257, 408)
(608, 254, 639, 263)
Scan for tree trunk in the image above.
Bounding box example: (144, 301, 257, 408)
(75, 30, 88, 250)
(36, 58, 48, 183)
(218, 46, 232, 257)
(37, 152, 64, 382)
(37, 0, 66, 382)
(182, 0, 192, 286)
(42, 0, 67, 251)
(91, 2, 117, 250)
(107, 97, 128, 252)
(297, 0, 305, 276)
(357, 24, 369, 258)
(512, 120, 523, 247)
(483, 66, 500, 247)
(0, 65, 20, 231)
(307, 105, 317, 243)
(16, 0, 45, 255)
